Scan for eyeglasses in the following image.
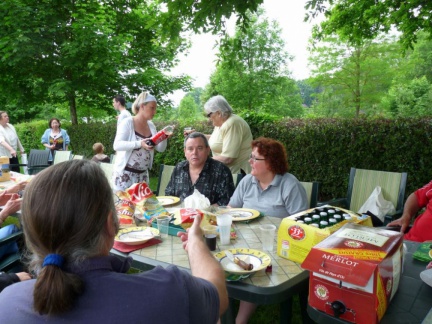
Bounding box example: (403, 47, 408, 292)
(206, 112, 213, 118)
(249, 154, 266, 162)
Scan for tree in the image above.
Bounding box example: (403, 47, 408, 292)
(308, 36, 400, 117)
(305, 0, 432, 49)
(0, 0, 264, 124)
(381, 77, 432, 118)
(176, 96, 199, 121)
(202, 8, 303, 117)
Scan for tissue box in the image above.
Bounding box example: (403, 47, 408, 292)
(302, 223, 403, 324)
(277, 206, 372, 264)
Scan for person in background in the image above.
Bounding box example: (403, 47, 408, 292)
(41, 118, 70, 163)
(0, 160, 227, 322)
(388, 181, 432, 242)
(113, 94, 131, 126)
(0, 111, 25, 172)
(165, 132, 235, 205)
(228, 137, 308, 324)
(202, 95, 253, 174)
(91, 143, 110, 163)
(113, 91, 167, 192)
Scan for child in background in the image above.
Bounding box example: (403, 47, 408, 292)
(91, 143, 110, 163)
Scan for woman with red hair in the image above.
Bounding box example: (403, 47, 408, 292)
(229, 137, 307, 218)
(229, 137, 308, 324)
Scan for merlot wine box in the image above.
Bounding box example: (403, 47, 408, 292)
(302, 223, 403, 324)
(277, 205, 372, 264)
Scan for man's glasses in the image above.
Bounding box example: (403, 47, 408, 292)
(206, 112, 213, 118)
(249, 154, 266, 162)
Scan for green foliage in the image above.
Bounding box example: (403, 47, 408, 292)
(202, 8, 303, 117)
(67, 122, 117, 158)
(0, 0, 264, 125)
(309, 36, 400, 117)
(15, 116, 432, 203)
(306, 0, 432, 49)
(381, 77, 432, 118)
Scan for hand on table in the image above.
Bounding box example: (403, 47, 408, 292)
(387, 214, 410, 234)
(177, 215, 203, 252)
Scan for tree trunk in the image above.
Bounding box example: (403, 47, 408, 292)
(69, 94, 78, 125)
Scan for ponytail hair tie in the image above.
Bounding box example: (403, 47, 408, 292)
(42, 254, 64, 269)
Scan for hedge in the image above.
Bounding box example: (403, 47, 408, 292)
(14, 116, 432, 202)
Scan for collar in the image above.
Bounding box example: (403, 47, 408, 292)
(64, 255, 132, 275)
(252, 174, 283, 189)
(182, 157, 212, 172)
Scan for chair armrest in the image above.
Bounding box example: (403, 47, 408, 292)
(317, 198, 348, 208)
(0, 231, 23, 248)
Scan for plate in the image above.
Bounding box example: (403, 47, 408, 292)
(157, 196, 180, 206)
(214, 248, 271, 277)
(115, 226, 159, 245)
(220, 208, 261, 221)
(420, 269, 432, 287)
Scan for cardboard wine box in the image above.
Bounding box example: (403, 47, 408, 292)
(302, 223, 403, 324)
(277, 206, 372, 264)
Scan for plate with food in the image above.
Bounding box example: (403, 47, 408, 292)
(217, 208, 261, 221)
(115, 226, 159, 245)
(214, 248, 271, 278)
(157, 196, 180, 206)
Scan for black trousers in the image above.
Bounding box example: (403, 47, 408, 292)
(9, 156, 20, 173)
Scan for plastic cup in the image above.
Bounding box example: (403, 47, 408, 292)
(216, 213, 232, 245)
(217, 206, 230, 215)
(205, 234, 217, 251)
(260, 224, 276, 252)
(157, 216, 170, 238)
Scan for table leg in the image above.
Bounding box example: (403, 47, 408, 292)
(220, 297, 235, 324)
(280, 297, 293, 324)
(299, 290, 315, 324)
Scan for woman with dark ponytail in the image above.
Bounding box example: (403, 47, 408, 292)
(0, 160, 226, 322)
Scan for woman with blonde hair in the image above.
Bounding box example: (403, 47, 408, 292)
(113, 92, 167, 191)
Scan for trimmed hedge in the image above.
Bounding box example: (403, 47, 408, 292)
(15, 117, 432, 201)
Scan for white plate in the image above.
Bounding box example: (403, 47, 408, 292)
(420, 268, 432, 287)
(214, 248, 271, 275)
(115, 226, 159, 245)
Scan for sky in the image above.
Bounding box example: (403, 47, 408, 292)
(168, 0, 321, 105)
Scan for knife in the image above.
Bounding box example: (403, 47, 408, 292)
(225, 251, 253, 271)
